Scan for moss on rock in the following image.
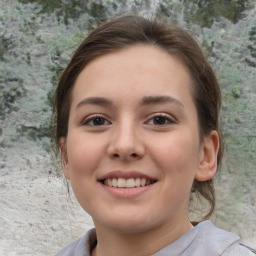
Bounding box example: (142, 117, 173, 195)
(184, 0, 247, 27)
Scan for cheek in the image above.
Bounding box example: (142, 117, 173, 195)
(65, 134, 106, 214)
(149, 130, 200, 177)
(66, 133, 105, 177)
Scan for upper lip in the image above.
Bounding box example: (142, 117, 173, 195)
(97, 170, 157, 181)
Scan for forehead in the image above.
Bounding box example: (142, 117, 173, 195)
(71, 45, 194, 105)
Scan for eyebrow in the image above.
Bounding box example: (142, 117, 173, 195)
(76, 97, 113, 109)
(141, 96, 184, 108)
(76, 95, 184, 109)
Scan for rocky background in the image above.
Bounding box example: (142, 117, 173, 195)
(0, 0, 255, 255)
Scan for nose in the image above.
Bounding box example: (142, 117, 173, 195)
(107, 121, 145, 161)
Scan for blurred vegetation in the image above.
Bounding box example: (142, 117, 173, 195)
(1, 0, 255, 160)
(157, 0, 251, 27)
(183, 0, 247, 27)
(17, 0, 106, 25)
(246, 26, 256, 67)
(1, 0, 255, 239)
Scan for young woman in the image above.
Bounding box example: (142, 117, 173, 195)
(54, 15, 255, 256)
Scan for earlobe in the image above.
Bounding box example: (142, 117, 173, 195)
(195, 130, 219, 181)
(60, 137, 70, 180)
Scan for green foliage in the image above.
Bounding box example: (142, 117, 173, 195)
(44, 29, 84, 109)
(249, 26, 256, 57)
(0, 72, 25, 117)
(17, 124, 51, 141)
(246, 26, 256, 67)
(0, 38, 6, 59)
(156, 0, 250, 27)
(17, 0, 109, 25)
(183, 0, 247, 27)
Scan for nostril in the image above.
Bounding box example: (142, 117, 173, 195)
(110, 152, 141, 159)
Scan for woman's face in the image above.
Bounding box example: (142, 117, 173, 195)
(62, 45, 216, 233)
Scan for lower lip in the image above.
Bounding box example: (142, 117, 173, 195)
(99, 182, 156, 198)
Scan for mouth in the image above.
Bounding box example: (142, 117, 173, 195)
(101, 177, 157, 188)
(98, 171, 157, 197)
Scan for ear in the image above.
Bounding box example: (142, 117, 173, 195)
(195, 130, 219, 181)
(60, 137, 70, 180)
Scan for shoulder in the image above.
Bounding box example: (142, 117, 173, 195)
(198, 221, 256, 255)
(55, 228, 97, 256)
(222, 243, 256, 256)
(154, 221, 255, 256)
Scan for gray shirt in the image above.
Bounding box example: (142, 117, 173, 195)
(55, 221, 255, 256)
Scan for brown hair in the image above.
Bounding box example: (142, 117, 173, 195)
(54, 15, 223, 220)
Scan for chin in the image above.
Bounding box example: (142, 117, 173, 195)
(93, 211, 162, 234)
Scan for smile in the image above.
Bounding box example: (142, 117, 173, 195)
(103, 177, 156, 188)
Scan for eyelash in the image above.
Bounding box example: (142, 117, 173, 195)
(82, 114, 111, 126)
(81, 113, 176, 127)
(145, 113, 176, 126)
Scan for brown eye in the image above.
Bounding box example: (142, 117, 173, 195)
(91, 117, 106, 126)
(153, 116, 169, 125)
(147, 114, 174, 126)
(83, 115, 111, 126)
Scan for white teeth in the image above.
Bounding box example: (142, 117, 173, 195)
(126, 178, 135, 188)
(107, 179, 112, 186)
(117, 178, 126, 188)
(112, 178, 117, 187)
(135, 177, 141, 187)
(104, 177, 153, 188)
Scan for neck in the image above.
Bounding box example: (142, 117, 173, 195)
(92, 216, 193, 256)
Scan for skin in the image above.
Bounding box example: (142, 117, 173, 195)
(61, 45, 219, 256)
